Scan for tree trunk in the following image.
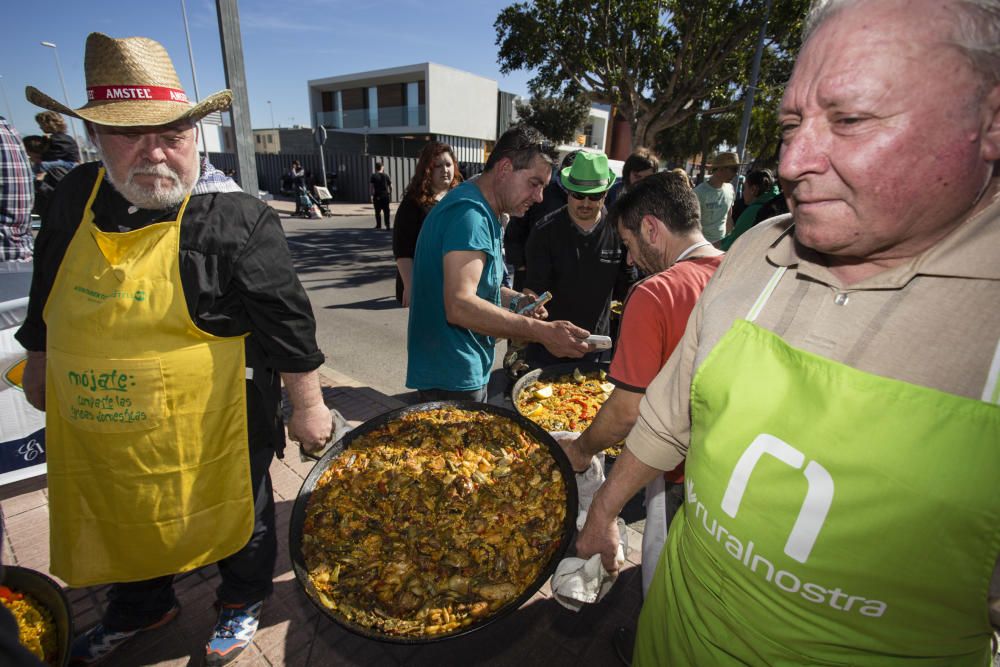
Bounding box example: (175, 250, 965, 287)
(633, 115, 656, 151)
(697, 123, 711, 184)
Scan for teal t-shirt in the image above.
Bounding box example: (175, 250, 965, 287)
(406, 181, 504, 391)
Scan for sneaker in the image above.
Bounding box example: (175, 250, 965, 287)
(204, 600, 263, 665)
(69, 604, 180, 666)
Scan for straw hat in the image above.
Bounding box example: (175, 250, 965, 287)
(708, 152, 741, 169)
(26, 32, 231, 127)
(560, 151, 614, 195)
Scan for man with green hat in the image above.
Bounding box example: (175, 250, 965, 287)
(524, 151, 635, 367)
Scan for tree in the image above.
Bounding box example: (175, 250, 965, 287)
(495, 0, 809, 150)
(656, 48, 794, 172)
(513, 88, 592, 144)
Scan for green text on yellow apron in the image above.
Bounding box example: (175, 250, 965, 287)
(636, 267, 1000, 666)
(43, 169, 254, 586)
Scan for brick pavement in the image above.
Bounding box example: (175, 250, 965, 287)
(0, 367, 642, 666)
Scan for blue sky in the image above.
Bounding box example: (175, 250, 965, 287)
(1, 0, 534, 140)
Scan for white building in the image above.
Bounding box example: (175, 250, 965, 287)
(552, 106, 610, 155)
(308, 63, 499, 163)
(196, 111, 226, 154)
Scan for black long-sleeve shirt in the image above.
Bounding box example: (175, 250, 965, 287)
(40, 132, 80, 163)
(524, 206, 634, 365)
(17, 162, 323, 450)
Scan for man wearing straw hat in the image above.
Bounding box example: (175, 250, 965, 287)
(693, 151, 739, 244)
(15, 33, 332, 665)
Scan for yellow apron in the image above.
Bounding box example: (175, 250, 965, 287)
(42, 169, 254, 586)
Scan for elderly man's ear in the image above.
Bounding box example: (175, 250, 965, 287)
(982, 84, 1000, 162)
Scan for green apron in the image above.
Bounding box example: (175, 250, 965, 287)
(635, 266, 1000, 666)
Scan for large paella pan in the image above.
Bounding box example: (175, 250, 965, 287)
(289, 401, 577, 644)
(511, 362, 620, 452)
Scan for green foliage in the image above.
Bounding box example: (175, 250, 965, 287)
(495, 0, 811, 151)
(513, 89, 593, 144)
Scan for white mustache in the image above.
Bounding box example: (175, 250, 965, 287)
(129, 163, 181, 186)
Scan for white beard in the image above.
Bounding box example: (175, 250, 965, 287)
(95, 138, 198, 210)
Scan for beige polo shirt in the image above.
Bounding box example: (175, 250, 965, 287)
(627, 195, 1000, 627)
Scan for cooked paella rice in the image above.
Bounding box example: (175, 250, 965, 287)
(0, 585, 57, 663)
(515, 368, 623, 456)
(302, 407, 567, 638)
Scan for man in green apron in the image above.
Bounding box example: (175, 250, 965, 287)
(575, 0, 1000, 664)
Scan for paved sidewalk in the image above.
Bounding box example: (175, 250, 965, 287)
(1, 367, 642, 666)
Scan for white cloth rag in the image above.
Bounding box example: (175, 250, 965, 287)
(548, 429, 626, 610)
(548, 430, 605, 527)
(551, 518, 627, 612)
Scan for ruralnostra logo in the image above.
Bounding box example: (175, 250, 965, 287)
(686, 433, 888, 618)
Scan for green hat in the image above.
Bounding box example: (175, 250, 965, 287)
(560, 151, 614, 195)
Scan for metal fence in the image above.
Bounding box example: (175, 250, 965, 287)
(207, 151, 484, 203)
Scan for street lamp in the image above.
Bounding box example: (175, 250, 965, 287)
(0, 75, 13, 124)
(267, 100, 274, 128)
(40, 41, 83, 154)
(179, 0, 209, 155)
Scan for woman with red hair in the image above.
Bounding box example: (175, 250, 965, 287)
(392, 141, 462, 306)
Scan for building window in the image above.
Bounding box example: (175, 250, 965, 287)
(406, 81, 420, 127)
(378, 83, 406, 127)
(256, 135, 261, 144)
(367, 87, 378, 128)
(340, 87, 366, 129)
(267, 135, 274, 144)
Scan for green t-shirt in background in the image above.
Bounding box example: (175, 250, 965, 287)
(694, 180, 735, 243)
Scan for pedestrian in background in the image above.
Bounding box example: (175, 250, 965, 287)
(22, 135, 71, 220)
(719, 168, 788, 251)
(604, 146, 660, 210)
(0, 117, 34, 264)
(34, 110, 80, 174)
(670, 168, 692, 188)
(693, 151, 738, 243)
(393, 141, 461, 306)
(370, 161, 392, 229)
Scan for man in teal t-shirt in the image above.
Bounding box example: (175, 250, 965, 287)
(406, 126, 594, 402)
(406, 181, 504, 393)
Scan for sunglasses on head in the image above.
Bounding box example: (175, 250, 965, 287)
(570, 191, 605, 202)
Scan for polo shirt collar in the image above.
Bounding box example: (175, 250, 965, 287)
(765, 196, 1000, 289)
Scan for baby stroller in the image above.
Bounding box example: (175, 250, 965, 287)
(292, 184, 331, 218)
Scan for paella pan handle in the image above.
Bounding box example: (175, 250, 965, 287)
(296, 408, 352, 462)
(298, 443, 323, 461)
